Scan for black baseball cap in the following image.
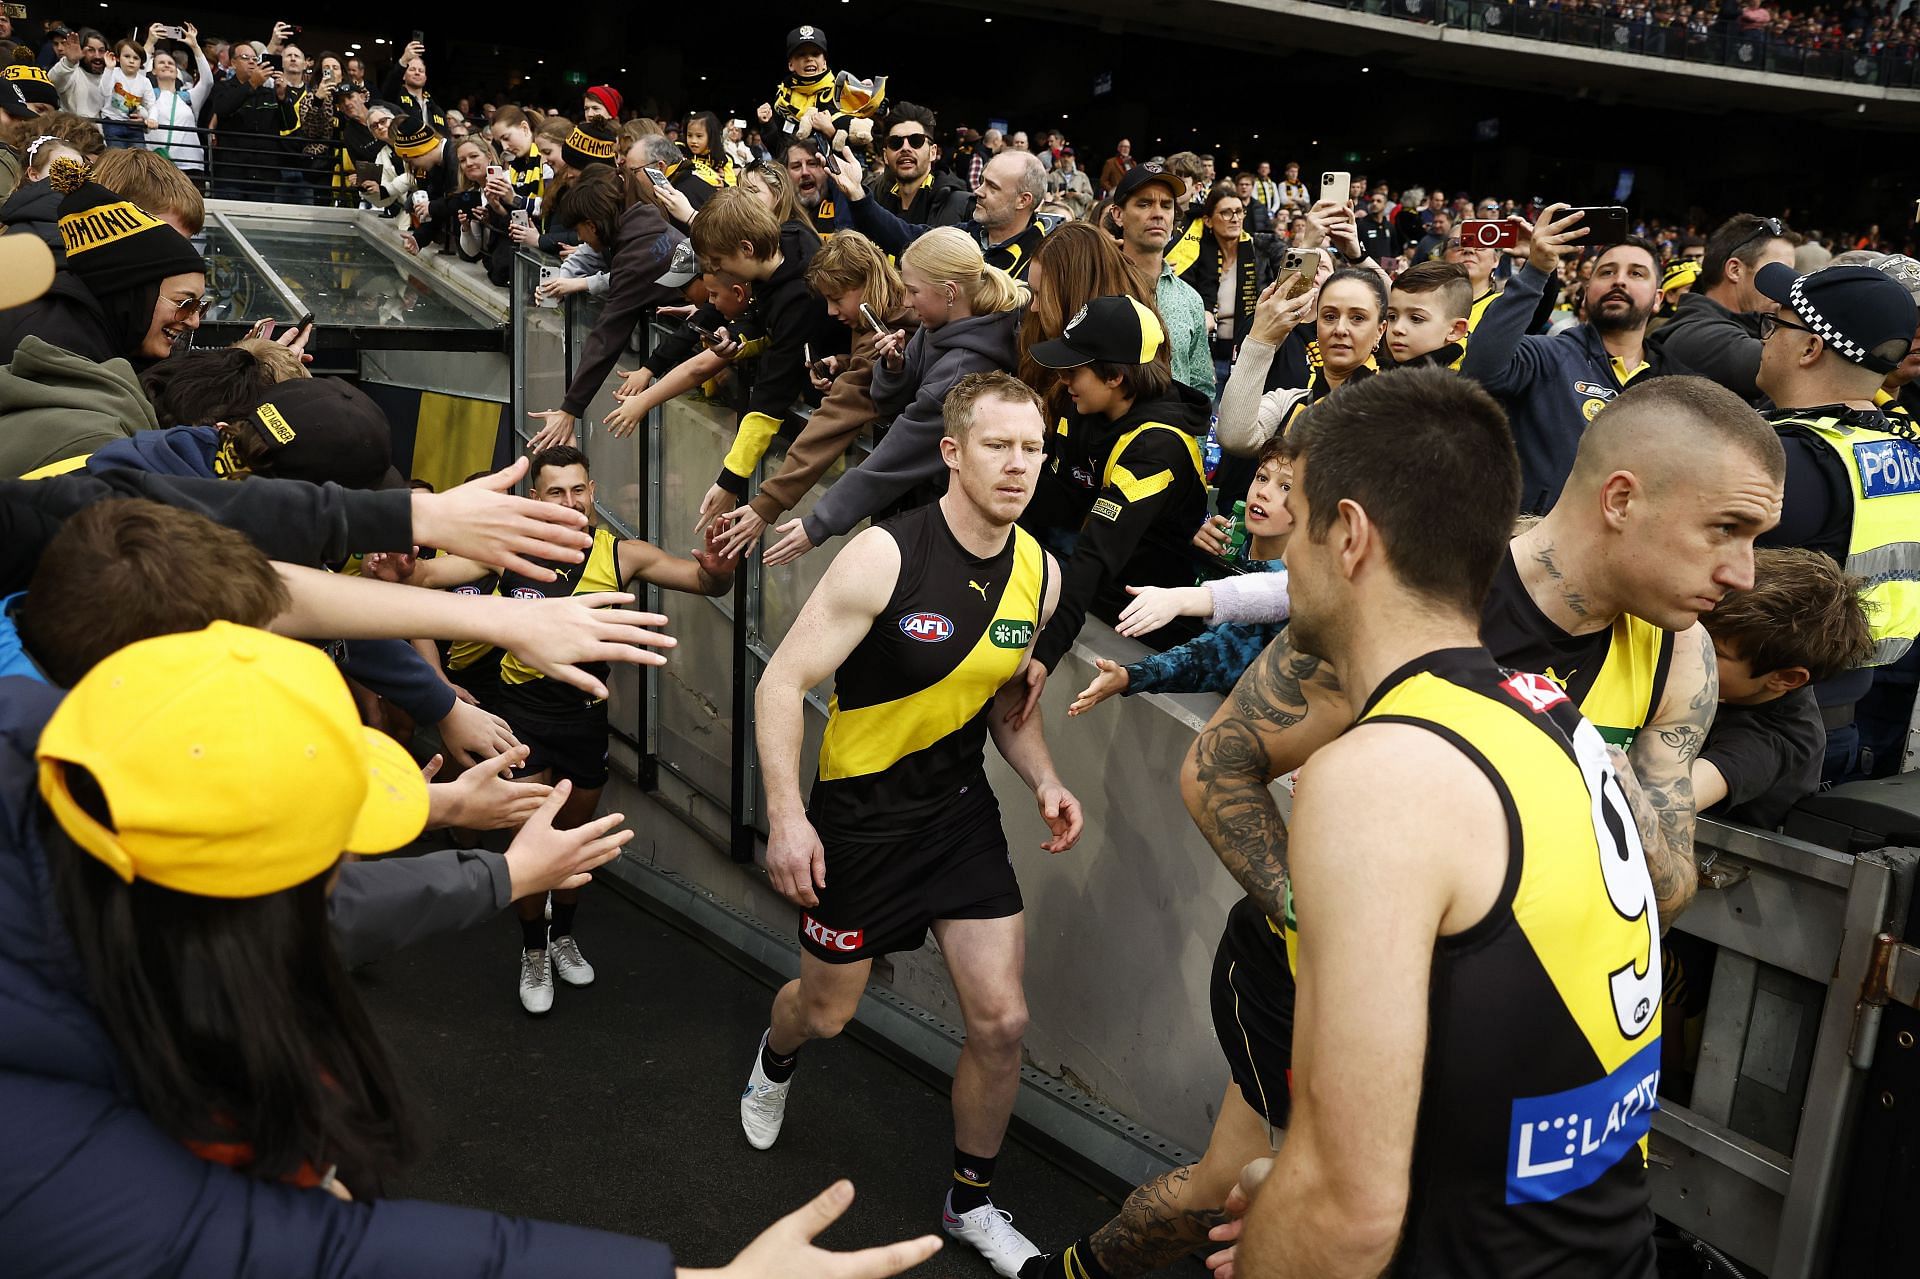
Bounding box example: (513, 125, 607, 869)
(1111, 161, 1185, 206)
(786, 25, 828, 57)
(237, 378, 405, 490)
(1028, 295, 1165, 370)
(1756, 262, 1918, 375)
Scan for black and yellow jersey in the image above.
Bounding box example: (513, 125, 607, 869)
(811, 504, 1047, 841)
(1353, 647, 1660, 1279)
(1480, 547, 1675, 750)
(494, 527, 623, 711)
(445, 569, 502, 679)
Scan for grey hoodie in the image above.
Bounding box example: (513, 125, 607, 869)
(803, 307, 1022, 543)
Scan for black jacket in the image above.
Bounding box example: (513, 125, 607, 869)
(868, 168, 972, 228)
(1029, 379, 1213, 670)
(716, 221, 849, 494)
(0, 273, 118, 366)
(0, 179, 62, 258)
(560, 201, 686, 419)
(204, 79, 287, 189)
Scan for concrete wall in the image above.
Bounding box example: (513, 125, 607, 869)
(595, 397, 1273, 1152)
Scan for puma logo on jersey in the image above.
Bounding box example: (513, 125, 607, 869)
(968, 580, 990, 600)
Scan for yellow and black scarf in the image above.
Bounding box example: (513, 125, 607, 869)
(773, 69, 837, 124)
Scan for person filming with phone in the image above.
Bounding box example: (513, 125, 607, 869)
(1461, 202, 1690, 513)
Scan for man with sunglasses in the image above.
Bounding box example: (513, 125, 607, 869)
(1649, 213, 1802, 402)
(1753, 261, 1920, 781)
(869, 101, 970, 229)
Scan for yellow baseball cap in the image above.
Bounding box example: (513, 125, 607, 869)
(36, 623, 428, 898)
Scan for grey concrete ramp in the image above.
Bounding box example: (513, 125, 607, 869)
(354, 866, 1194, 1274)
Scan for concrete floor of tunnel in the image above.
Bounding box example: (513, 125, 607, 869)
(354, 837, 1207, 1275)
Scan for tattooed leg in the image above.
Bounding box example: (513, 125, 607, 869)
(1078, 1084, 1282, 1276)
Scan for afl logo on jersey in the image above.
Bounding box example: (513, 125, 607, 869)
(899, 612, 953, 642)
(510, 587, 546, 601)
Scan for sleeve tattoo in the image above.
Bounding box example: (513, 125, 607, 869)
(1634, 628, 1716, 927)
(1188, 638, 1338, 921)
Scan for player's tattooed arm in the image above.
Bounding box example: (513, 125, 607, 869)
(1181, 631, 1351, 922)
(1626, 624, 1717, 930)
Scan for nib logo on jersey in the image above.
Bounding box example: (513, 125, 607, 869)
(1506, 1040, 1661, 1204)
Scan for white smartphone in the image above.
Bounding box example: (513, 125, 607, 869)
(536, 264, 561, 308)
(485, 164, 506, 186)
(1320, 170, 1351, 209)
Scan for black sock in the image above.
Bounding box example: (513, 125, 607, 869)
(550, 899, 578, 939)
(949, 1148, 997, 1215)
(520, 916, 547, 951)
(1023, 1237, 1112, 1279)
(760, 1032, 799, 1083)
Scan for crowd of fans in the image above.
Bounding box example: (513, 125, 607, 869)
(1, 8, 1919, 1279)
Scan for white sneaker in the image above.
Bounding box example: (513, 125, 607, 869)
(518, 947, 553, 1015)
(550, 934, 595, 986)
(942, 1196, 1041, 1278)
(739, 1033, 792, 1150)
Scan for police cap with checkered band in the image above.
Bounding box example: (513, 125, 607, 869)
(1756, 262, 1917, 376)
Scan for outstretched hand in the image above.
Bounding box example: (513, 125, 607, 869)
(687, 1180, 941, 1279)
(504, 780, 633, 898)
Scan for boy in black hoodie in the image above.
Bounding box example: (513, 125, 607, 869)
(685, 188, 846, 523)
(1020, 295, 1210, 703)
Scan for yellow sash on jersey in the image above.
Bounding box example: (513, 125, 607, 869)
(817, 526, 1043, 781)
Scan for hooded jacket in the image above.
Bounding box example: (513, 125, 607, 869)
(0, 680, 676, 1278)
(714, 221, 845, 495)
(1459, 263, 1690, 513)
(802, 307, 1022, 544)
(0, 177, 64, 257)
(0, 272, 122, 366)
(560, 201, 685, 419)
(1644, 290, 1766, 403)
(1030, 379, 1213, 671)
(0, 337, 158, 480)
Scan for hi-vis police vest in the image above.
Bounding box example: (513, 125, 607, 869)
(1358, 648, 1661, 1278)
(811, 503, 1046, 840)
(1775, 410, 1920, 666)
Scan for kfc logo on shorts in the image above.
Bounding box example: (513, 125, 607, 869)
(1501, 671, 1570, 713)
(899, 611, 953, 642)
(803, 914, 864, 952)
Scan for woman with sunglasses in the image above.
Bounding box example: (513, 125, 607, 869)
(0, 160, 205, 367)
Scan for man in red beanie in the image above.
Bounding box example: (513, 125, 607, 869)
(582, 84, 622, 123)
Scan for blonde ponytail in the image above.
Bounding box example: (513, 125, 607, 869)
(901, 226, 1029, 317)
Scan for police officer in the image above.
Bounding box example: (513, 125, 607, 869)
(1753, 261, 1920, 779)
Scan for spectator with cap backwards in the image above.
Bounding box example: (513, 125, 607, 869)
(1751, 260, 1920, 781)
(0, 158, 204, 367)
